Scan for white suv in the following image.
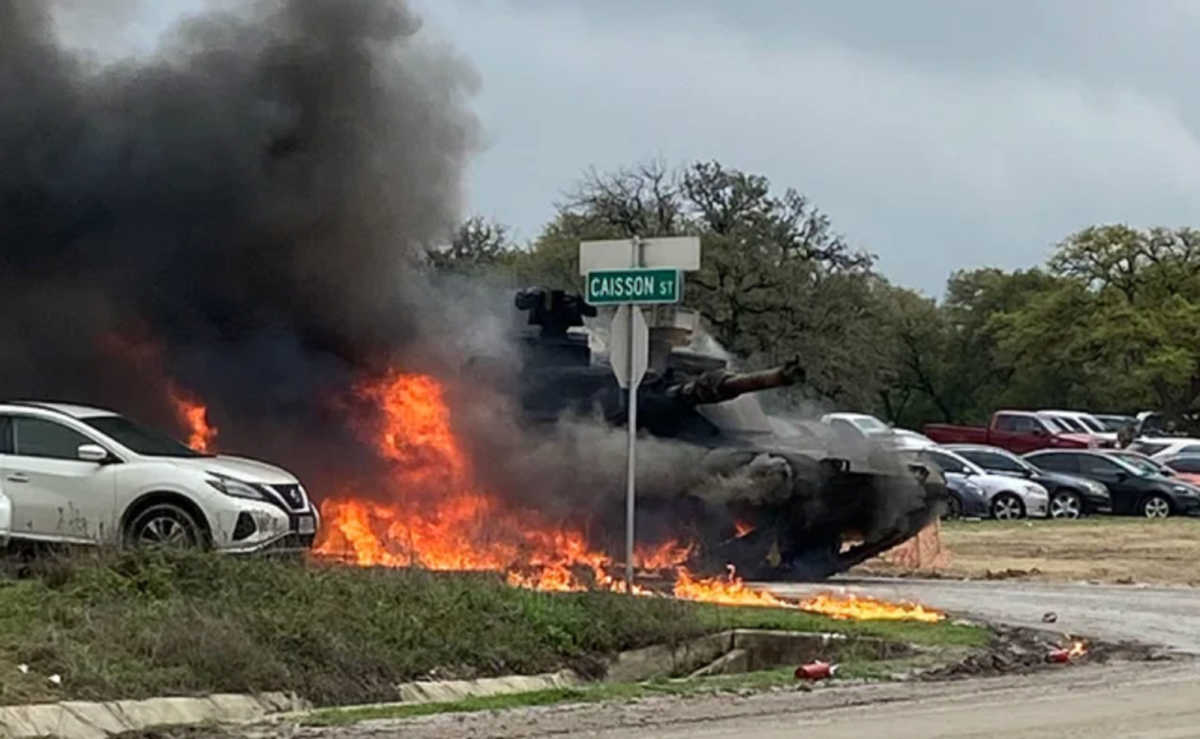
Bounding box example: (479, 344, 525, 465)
(0, 401, 318, 552)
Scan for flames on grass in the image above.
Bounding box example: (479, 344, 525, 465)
(312, 371, 942, 622)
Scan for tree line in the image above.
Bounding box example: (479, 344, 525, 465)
(430, 160, 1200, 429)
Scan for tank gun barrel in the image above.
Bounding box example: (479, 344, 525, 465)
(669, 358, 805, 405)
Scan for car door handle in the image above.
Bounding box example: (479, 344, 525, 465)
(5, 473, 29, 484)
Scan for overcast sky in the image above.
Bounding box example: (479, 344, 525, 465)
(61, 0, 1200, 296)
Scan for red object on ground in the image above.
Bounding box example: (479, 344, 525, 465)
(795, 661, 838, 680)
(1047, 649, 1070, 663)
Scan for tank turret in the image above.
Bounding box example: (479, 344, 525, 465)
(667, 359, 805, 405)
(513, 287, 596, 368)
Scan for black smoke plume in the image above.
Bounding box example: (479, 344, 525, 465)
(0, 0, 479, 493)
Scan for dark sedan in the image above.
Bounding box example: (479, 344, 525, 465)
(946, 444, 1111, 518)
(1024, 450, 1200, 518)
(944, 474, 991, 519)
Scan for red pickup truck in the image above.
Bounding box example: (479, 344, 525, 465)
(923, 411, 1095, 454)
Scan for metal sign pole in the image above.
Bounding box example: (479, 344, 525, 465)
(625, 236, 640, 595)
(580, 235, 698, 596)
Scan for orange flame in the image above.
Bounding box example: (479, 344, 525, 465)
(674, 565, 792, 608)
(1068, 639, 1087, 658)
(314, 371, 615, 588)
(168, 385, 218, 453)
(795, 593, 944, 623)
(733, 520, 755, 538)
(313, 371, 943, 621)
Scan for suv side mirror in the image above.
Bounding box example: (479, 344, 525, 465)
(77, 444, 111, 463)
(1115, 471, 1128, 482)
(1032, 428, 1047, 437)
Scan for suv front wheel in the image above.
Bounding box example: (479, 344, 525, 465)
(126, 503, 204, 550)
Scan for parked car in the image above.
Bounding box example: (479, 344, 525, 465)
(818, 413, 930, 454)
(945, 443, 1111, 519)
(1159, 454, 1200, 485)
(889, 428, 936, 451)
(942, 474, 991, 519)
(1023, 449, 1200, 518)
(820, 412, 889, 438)
(1126, 437, 1200, 460)
(1103, 449, 1200, 486)
(1038, 410, 1117, 447)
(1094, 414, 1137, 432)
(916, 447, 1049, 519)
(0, 401, 318, 550)
(924, 410, 1095, 454)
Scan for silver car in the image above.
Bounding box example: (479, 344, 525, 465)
(919, 447, 1050, 519)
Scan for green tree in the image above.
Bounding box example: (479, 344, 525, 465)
(993, 225, 1200, 419)
(426, 216, 516, 274)
(1049, 225, 1200, 302)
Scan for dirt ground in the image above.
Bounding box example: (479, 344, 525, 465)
(857, 518, 1200, 585)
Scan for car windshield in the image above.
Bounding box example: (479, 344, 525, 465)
(1111, 453, 1166, 476)
(1040, 416, 1065, 432)
(1003, 452, 1037, 473)
(1078, 415, 1108, 433)
(1053, 415, 1084, 432)
(83, 415, 207, 457)
(933, 450, 983, 476)
(1103, 454, 1153, 476)
(1099, 416, 1135, 431)
(851, 416, 889, 433)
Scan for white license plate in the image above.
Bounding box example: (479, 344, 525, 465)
(296, 516, 316, 534)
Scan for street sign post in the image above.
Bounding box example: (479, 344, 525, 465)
(579, 236, 699, 594)
(585, 268, 681, 306)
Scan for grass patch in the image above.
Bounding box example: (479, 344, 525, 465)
(303, 656, 934, 726)
(0, 551, 986, 707)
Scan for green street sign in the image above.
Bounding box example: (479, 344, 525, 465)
(585, 268, 681, 305)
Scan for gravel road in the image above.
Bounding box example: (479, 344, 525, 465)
(282, 661, 1200, 738)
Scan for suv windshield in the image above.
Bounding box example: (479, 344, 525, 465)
(83, 415, 207, 457)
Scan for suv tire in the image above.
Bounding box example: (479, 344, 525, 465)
(126, 503, 204, 550)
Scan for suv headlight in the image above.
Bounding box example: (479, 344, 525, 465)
(1172, 485, 1197, 496)
(206, 472, 268, 501)
(1024, 483, 1047, 497)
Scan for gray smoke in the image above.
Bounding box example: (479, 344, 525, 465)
(0, 0, 479, 492)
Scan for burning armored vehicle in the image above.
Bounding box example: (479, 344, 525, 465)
(478, 288, 948, 581)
